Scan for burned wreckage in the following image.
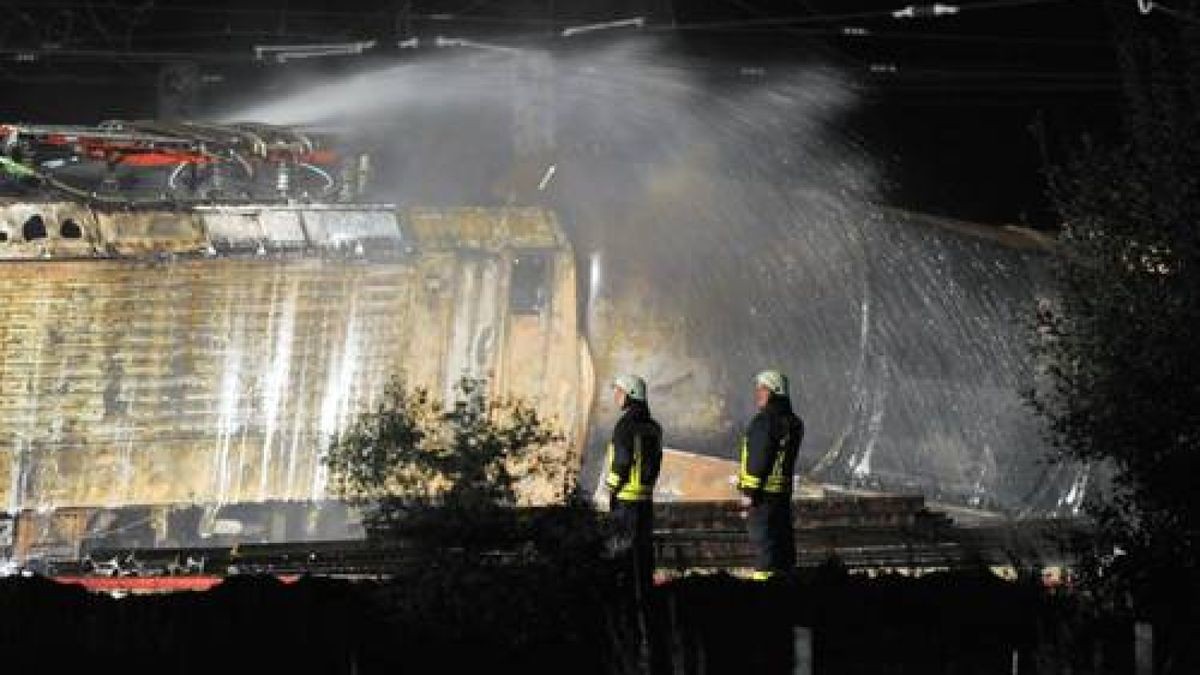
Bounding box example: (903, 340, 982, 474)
(0, 119, 1073, 565)
(0, 121, 593, 559)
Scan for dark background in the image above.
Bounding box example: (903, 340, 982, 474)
(0, 0, 1126, 227)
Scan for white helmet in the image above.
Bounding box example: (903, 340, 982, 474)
(612, 373, 647, 401)
(754, 370, 789, 397)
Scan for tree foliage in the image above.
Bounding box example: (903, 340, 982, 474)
(322, 377, 635, 670)
(1033, 1, 1200, 616)
(324, 376, 570, 547)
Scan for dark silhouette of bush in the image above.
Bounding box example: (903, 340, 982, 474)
(1, 564, 1152, 674)
(324, 376, 572, 554)
(1031, 4, 1200, 669)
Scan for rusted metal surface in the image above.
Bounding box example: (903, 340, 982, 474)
(0, 201, 101, 259)
(92, 209, 210, 256)
(0, 202, 591, 517)
(197, 206, 309, 253)
(406, 206, 564, 250)
(14, 507, 90, 560)
(54, 575, 230, 594)
(654, 449, 740, 502)
(41, 501, 1084, 588)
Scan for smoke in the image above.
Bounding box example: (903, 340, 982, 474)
(225, 40, 868, 205)
(221, 39, 1073, 514)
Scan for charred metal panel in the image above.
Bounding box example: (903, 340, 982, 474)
(581, 206, 1060, 514)
(198, 207, 307, 253)
(14, 507, 89, 561)
(0, 201, 100, 259)
(502, 253, 586, 435)
(0, 206, 590, 515)
(646, 449, 825, 504)
(93, 209, 208, 256)
(407, 207, 563, 250)
(300, 207, 402, 251)
(0, 259, 416, 508)
(406, 208, 591, 502)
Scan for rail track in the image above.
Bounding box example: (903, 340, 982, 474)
(19, 497, 1085, 594)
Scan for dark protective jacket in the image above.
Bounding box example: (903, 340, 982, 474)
(605, 400, 664, 502)
(738, 395, 804, 497)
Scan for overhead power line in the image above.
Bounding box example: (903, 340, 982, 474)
(657, 0, 1078, 31)
(8, 0, 1078, 30)
(0, 0, 1110, 87)
(1140, 1, 1200, 25)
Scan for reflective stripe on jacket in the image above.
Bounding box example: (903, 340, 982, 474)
(606, 401, 663, 502)
(737, 395, 804, 495)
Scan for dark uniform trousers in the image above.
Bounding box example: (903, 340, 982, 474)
(738, 395, 803, 578)
(606, 400, 661, 597)
(611, 499, 655, 599)
(747, 494, 795, 575)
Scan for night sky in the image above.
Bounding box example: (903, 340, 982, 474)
(0, 0, 1127, 226)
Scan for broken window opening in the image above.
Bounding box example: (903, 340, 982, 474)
(23, 214, 47, 241)
(510, 253, 549, 315)
(61, 219, 83, 239)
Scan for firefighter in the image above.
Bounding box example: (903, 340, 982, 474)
(738, 370, 805, 581)
(605, 373, 663, 598)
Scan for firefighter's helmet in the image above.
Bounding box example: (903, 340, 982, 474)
(612, 373, 647, 401)
(754, 370, 789, 397)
